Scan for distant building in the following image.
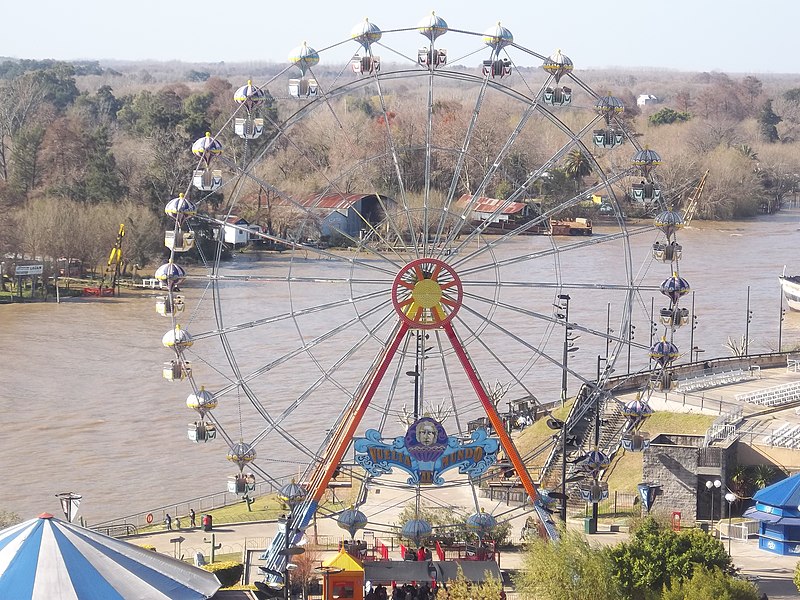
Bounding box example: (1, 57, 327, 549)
(222, 216, 251, 246)
(289, 193, 395, 240)
(637, 94, 659, 107)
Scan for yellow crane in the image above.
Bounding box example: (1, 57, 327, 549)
(83, 224, 125, 297)
(682, 170, 709, 225)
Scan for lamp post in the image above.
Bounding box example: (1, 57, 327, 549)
(705, 479, 721, 536)
(725, 492, 737, 555)
(279, 481, 307, 600)
(555, 294, 571, 405)
(779, 291, 786, 352)
(688, 291, 697, 364)
(744, 285, 752, 356)
(692, 346, 705, 364)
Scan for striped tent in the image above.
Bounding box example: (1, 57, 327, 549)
(0, 513, 220, 599)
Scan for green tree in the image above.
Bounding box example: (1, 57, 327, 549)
(757, 99, 782, 142)
(563, 148, 592, 190)
(181, 92, 215, 139)
(9, 125, 45, 196)
(514, 528, 621, 600)
(648, 107, 691, 126)
(82, 126, 127, 202)
(662, 566, 759, 600)
(608, 516, 732, 599)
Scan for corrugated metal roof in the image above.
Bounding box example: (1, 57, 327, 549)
(455, 194, 526, 215)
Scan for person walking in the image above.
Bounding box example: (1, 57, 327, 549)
(164, 513, 172, 530)
(190, 508, 196, 528)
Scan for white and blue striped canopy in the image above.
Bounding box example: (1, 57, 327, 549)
(0, 514, 220, 599)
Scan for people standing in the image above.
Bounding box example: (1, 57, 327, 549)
(164, 513, 172, 530)
(189, 509, 196, 528)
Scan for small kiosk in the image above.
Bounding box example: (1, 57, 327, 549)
(744, 471, 800, 555)
(321, 548, 364, 600)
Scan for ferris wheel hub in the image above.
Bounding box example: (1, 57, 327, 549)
(391, 258, 463, 329)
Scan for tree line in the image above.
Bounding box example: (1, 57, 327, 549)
(1, 59, 800, 275)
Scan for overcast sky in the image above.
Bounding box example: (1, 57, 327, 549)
(3, 1, 797, 74)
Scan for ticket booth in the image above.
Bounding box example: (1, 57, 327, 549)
(322, 548, 364, 600)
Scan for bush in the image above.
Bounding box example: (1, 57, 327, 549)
(202, 561, 244, 588)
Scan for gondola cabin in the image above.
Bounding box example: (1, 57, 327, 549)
(165, 229, 195, 252)
(189, 421, 216, 442)
(163, 360, 192, 381)
(289, 78, 319, 98)
(192, 168, 222, 192)
(156, 295, 185, 317)
(234, 117, 265, 139)
(593, 129, 624, 149)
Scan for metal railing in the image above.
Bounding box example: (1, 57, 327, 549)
(94, 480, 281, 531)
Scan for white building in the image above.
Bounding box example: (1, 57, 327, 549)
(637, 94, 659, 107)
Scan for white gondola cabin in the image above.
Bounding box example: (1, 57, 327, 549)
(652, 241, 682, 262)
(192, 169, 222, 192)
(593, 129, 625, 149)
(621, 431, 651, 452)
(632, 181, 661, 203)
(163, 359, 192, 381)
(165, 229, 195, 252)
(542, 86, 572, 106)
(156, 294, 185, 317)
(351, 55, 380, 74)
(659, 307, 690, 328)
(418, 47, 447, 68)
(289, 78, 319, 98)
(234, 117, 265, 139)
(188, 421, 217, 442)
(482, 58, 512, 78)
(579, 479, 609, 503)
(228, 473, 256, 495)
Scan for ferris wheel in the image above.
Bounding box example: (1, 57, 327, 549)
(155, 12, 671, 569)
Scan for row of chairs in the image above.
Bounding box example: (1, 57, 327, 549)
(763, 422, 800, 448)
(676, 368, 755, 393)
(736, 381, 800, 407)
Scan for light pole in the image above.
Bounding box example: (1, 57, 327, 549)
(705, 479, 721, 535)
(779, 291, 786, 352)
(744, 285, 752, 356)
(693, 346, 705, 364)
(725, 492, 737, 555)
(688, 291, 697, 364)
(555, 294, 574, 405)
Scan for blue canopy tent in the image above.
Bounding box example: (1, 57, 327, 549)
(0, 513, 220, 599)
(743, 471, 800, 555)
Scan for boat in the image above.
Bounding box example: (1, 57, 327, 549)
(779, 268, 800, 310)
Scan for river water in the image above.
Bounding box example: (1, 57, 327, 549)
(3, 208, 800, 524)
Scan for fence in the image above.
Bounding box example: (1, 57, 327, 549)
(93, 480, 281, 531)
(581, 491, 639, 517)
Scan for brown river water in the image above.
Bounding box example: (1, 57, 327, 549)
(3, 208, 800, 524)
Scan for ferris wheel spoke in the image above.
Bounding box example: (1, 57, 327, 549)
(187, 286, 392, 342)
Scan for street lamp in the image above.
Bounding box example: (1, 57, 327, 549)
(725, 492, 737, 555)
(279, 481, 307, 600)
(744, 285, 752, 356)
(692, 346, 705, 364)
(705, 479, 721, 535)
(555, 294, 577, 405)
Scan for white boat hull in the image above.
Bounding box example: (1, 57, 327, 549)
(780, 276, 800, 311)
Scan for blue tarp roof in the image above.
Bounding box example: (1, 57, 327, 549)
(753, 472, 800, 509)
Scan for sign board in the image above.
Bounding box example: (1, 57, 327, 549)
(15, 264, 43, 275)
(169, 536, 186, 544)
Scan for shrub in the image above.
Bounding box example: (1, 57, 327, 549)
(203, 561, 244, 588)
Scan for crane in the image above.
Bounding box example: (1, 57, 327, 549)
(681, 170, 709, 225)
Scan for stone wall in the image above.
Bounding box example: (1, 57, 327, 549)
(643, 444, 700, 525)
